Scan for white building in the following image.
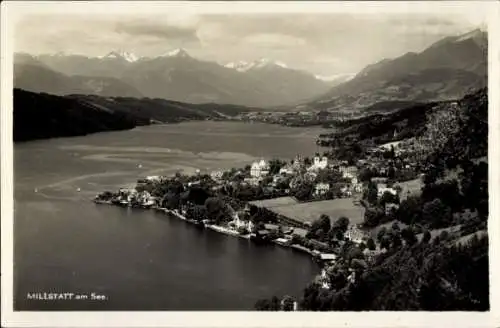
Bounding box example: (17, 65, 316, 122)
(385, 202, 400, 215)
(137, 190, 154, 205)
(303, 171, 318, 182)
(313, 155, 328, 169)
(340, 166, 358, 179)
(279, 165, 295, 175)
(210, 170, 224, 180)
(250, 159, 270, 178)
(292, 155, 304, 169)
(308, 155, 328, 171)
(340, 186, 352, 197)
(377, 186, 398, 198)
(345, 226, 367, 244)
(314, 182, 330, 196)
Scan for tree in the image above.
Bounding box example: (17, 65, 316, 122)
(269, 296, 281, 310)
(366, 238, 376, 250)
(380, 191, 399, 206)
(387, 166, 396, 179)
(422, 198, 452, 228)
(311, 214, 331, 235)
(377, 227, 387, 243)
(391, 233, 403, 249)
(401, 227, 417, 246)
(282, 295, 295, 311)
(364, 207, 385, 228)
(397, 196, 422, 225)
(380, 236, 391, 250)
(439, 230, 450, 242)
(365, 181, 378, 205)
(333, 216, 350, 233)
(422, 229, 432, 244)
(254, 299, 271, 311)
(358, 168, 373, 182)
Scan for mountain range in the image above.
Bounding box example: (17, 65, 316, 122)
(13, 28, 487, 122)
(297, 28, 487, 112)
(14, 49, 331, 107)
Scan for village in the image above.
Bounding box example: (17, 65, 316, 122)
(93, 137, 428, 293)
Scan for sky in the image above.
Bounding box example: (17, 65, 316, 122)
(15, 13, 486, 76)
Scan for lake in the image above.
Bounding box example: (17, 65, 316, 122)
(14, 121, 329, 310)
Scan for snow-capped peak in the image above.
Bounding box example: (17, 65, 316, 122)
(224, 58, 289, 72)
(315, 73, 355, 82)
(101, 50, 139, 62)
(224, 61, 251, 72)
(253, 58, 288, 69)
(161, 48, 190, 58)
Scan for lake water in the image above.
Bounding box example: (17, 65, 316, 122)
(14, 122, 330, 311)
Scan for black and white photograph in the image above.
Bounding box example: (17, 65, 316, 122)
(1, 0, 498, 326)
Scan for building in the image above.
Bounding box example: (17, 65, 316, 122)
(210, 170, 224, 180)
(250, 159, 270, 178)
(377, 185, 398, 198)
(244, 177, 260, 186)
(292, 155, 304, 170)
(275, 238, 291, 246)
(345, 225, 367, 244)
(340, 186, 352, 197)
(314, 182, 330, 196)
(303, 171, 318, 182)
(319, 253, 337, 262)
(363, 248, 387, 263)
(137, 190, 155, 206)
(291, 227, 309, 238)
(385, 203, 400, 215)
(352, 182, 363, 194)
(340, 165, 358, 179)
(279, 165, 295, 175)
(264, 223, 280, 231)
(310, 155, 328, 170)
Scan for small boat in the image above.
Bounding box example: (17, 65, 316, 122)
(34, 188, 38, 193)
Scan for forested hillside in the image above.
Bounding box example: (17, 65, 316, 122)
(256, 87, 489, 311)
(14, 89, 255, 142)
(14, 89, 145, 142)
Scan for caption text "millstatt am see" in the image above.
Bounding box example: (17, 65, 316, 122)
(27, 292, 108, 301)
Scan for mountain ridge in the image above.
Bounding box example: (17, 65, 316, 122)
(298, 28, 487, 112)
(15, 49, 331, 107)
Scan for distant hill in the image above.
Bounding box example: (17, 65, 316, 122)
(14, 89, 144, 142)
(299, 29, 487, 112)
(15, 50, 331, 108)
(14, 62, 144, 98)
(14, 89, 256, 142)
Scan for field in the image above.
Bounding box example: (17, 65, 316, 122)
(260, 198, 365, 225)
(249, 196, 298, 208)
(395, 178, 423, 201)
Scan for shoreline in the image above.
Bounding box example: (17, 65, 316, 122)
(94, 199, 318, 259)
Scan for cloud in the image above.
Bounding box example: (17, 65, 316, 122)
(242, 33, 307, 49)
(13, 12, 487, 76)
(115, 20, 199, 42)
